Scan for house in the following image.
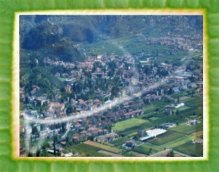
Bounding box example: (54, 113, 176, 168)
(95, 132, 119, 143)
(124, 110, 143, 118)
(161, 123, 176, 129)
(62, 152, 73, 157)
(87, 127, 103, 136)
(187, 119, 199, 126)
(122, 140, 136, 149)
(48, 102, 65, 114)
(175, 103, 185, 109)
(172, 86, 180, 93)
(192, 138, 203, 144)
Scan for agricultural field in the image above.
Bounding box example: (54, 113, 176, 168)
(177, 106, 191, 112)
(111, 136, 130, 146)
(127, 151, 146, 157)
(162, 134, 194, 148)
(148, 116, 160, 122)
(65, 143, 105, 157)
(84, 140, 121, 153)
(174, 141, 203, 157)
(143, 104, 157, 114)
(97, 150, 122, 157)
(65, 141, 122, 157)
(112, 118, 150, 132)
(133, 143, 161, 155)
(116, 122, 152, 136)
(169, 123, 203, 135)
(149, 130, 185, 145)
(82, 40, 124, 56)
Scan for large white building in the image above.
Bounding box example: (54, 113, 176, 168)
(139, 128, 167, 141)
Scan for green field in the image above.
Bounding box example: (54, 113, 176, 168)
(133, 143, 158, 155)
(184, 96, 203, 110)
(178, 106, 191, 112)
(82, 40, 124, 56)
(143, 104, 157, 114)
(84, 140, 121, 153)
(169, 123, 203, 134)
(111, 136, 130, 146)
(65, 143, 105, 157)
(148, 116, 160, 121)
(65, 141, 122, 157)
(117, 122, 152, 137)
(163, 134, 194, 148)
(82, 33, 189, 64)
(112, 118, 149, 132)
(149, 130, 185, 145)
(174, 141, 203, 157)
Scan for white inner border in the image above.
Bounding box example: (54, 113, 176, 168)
(13, 10, 208, 161)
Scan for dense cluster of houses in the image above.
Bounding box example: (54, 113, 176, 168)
(20, 44, 203, 156)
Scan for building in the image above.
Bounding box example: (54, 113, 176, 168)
(139, 128, 167, 141)
(175, 103, 185, 109)
(161, 123, 176, 129)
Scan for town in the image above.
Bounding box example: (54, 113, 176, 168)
(19, 15, 203, 157)
(20, 50, 203, 157)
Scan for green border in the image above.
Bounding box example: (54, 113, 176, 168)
(0, 0, 218, 171)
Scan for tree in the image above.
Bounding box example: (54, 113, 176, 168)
(148, 148, 152, 155)
(31, 126, 39, 136)
(27, 152, 33, 157)
(66, 105, 74, 115)
(177, 96, 180, 103)
(111, 86, 119, 98)
(167, 150, 174, 157)
(36, 149, 40, 157)
(53, 131, 57, 156)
